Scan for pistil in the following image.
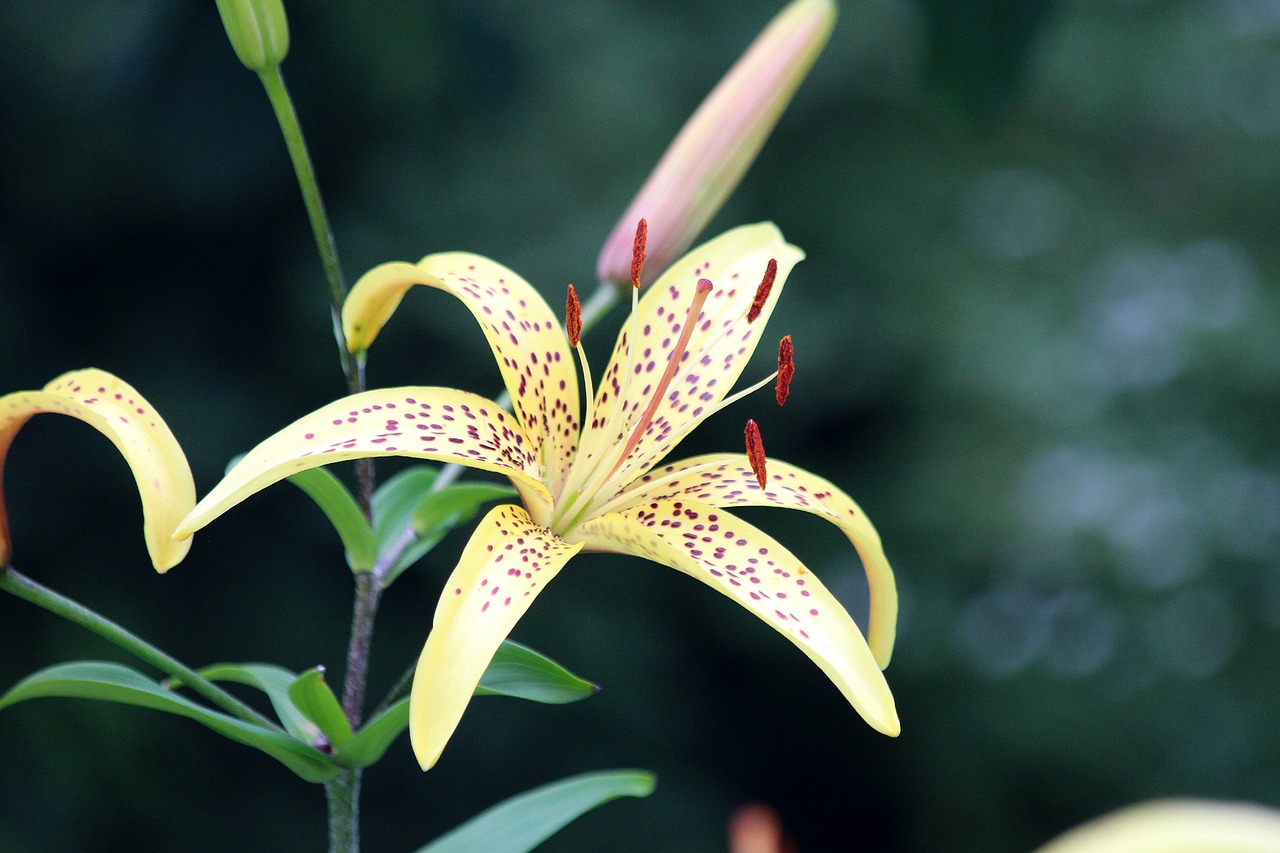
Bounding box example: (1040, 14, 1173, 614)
(554, 278, 714, 530)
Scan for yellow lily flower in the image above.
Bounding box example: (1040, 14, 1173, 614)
(1, 369, 195, 572)
(1034, 799, 1280, 853)
(175, 222, 898, 769)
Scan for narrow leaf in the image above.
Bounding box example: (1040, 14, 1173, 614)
(287, 667, 353, 749)
(389, 481, 517, 583)
(334, 697, 408, 768)
(186, 662, 315, 743)
(336, 640, 597, 769)
(475, 639, 599, 704)
(415, 769, 656, 853)
(372, 465, 439, 539)
(1, 661, 340, 783)
(287, 467, 376, 572)
(371, 466, 516, 585)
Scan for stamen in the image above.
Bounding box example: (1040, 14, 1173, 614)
(565, 284, 596, 470)
(565, 284, 583, 347)
(745, 419, 767, 489)
(746, 258, 778, 323)
(776, 335, 794, 405)
(630, 218, 648, 290)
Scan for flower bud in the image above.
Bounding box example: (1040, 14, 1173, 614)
(597, 0, 836, 288)
(215, 0, 290, 73)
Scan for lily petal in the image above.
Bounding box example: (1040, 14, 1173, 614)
(0, 369, 195, 572)
(411, 504, 582, 769)
(577, 223, 804, 490)
(619, 453, 896, 668)
(570, 498, 899, 737)
(342, 254, 580, 492)
(176, 387, 551, 539)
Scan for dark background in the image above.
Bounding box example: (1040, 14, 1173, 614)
(3, 1, 1280, 850)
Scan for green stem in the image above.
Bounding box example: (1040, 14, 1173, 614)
(325, 769, 361, 853)
(339, 571, 382, 727)
(257, 66, 374, 517)
(257, 69, 350, 377)
(0, 564, 282, 732)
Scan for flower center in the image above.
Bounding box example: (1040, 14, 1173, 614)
(551, 233, 792, 534)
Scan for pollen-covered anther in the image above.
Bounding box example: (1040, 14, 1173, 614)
(566, 284, 582, 347)
(630, 218, 648, 290)
(747, 258, 778, 323)
(745, 419, 767, 489)
(776, 335, 794, 405)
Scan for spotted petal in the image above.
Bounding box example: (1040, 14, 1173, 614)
(614, 453, 896, 668)
(176, 388, 551, 539)
(0, 369, 195, 571)
(342, 254, 580, 493)
(569, 498, 899, 736)
(411, 504, 582, 769)
(575, 223, 804, 492)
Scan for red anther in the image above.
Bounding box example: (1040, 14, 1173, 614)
(776, 335, 794, 405)
(745, 419, 767, 489)
(747, 258, 777, 323)
(630, 218, 648, 290)
(566, 284, 582, 347)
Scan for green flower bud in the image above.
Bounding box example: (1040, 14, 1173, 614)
(215, 0, 290, 73)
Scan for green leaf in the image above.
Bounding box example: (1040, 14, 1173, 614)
(287, 667, 353, 749)
(176, 662, 316, 743)
(391, 481, 518, 583)
(335, 640, 597, 768)
(333, 696, 408, 768)
(371, 466, 516, 585)
(287, 466, 376, 572)
(372, 465, 439, 539)
(475, 639, 599, 704)
(414, 769, 656, 853)
(1, 661, 340, 783)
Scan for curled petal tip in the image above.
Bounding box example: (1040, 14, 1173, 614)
(0, 369, 195, 572)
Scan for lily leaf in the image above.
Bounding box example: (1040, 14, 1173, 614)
(335, 640, 597, 769)
(372, 466, 516, 585)
(474, 639, 599, 704)
(333, 697, 408, 768)
(286, 466, 376, 572)
(172, 662, 315, 743)
(414, 769, 656, 853)
(0, 661, 340, 783)
(287, 667, 353, 749)
(372, 465, 439, 538)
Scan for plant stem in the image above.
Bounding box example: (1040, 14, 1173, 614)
(0, 564, 281, 732)
(340, 571, 382, 727)
(257, 69, 352, 384)
(257, 66, 376, 516)
(259, 66, 380, 853)
(325, 769, 361, 853)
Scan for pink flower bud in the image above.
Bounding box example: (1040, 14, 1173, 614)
(597, 0, 836, 288)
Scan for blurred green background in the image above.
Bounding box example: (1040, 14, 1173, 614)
(3, 1, 1280, 850)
